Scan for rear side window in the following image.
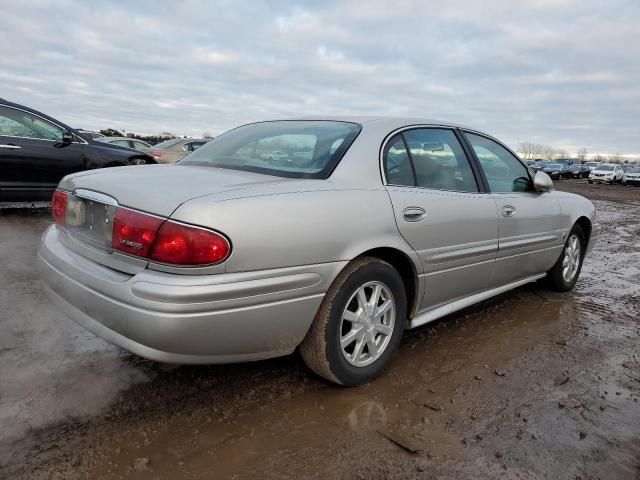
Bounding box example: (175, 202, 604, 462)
(383, 128, 478, 192)
(465, 132, 530, 193)
(383, 135, 414, 186)
(111, 140, 131, 147)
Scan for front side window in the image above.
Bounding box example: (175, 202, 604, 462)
(465, 132, 530, 193)
(383, 128, 478, 192)
(0, 106, 63, 141)
(182, 121, 361, 179)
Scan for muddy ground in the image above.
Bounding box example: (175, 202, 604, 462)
(0, 180, 639, 479)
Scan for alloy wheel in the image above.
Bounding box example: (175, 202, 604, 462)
(562, 234, 581, 283)
(339, 281, 396, 367)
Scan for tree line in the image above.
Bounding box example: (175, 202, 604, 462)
(98, 129, 213, 145)
(518, 142, 627, 163)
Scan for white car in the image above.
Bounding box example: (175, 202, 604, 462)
(583, 161, 602, 172)
(622, 166, 640, 186)
(588, 164, 624, 184)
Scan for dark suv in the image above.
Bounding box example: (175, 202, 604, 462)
(0, 99, 154, 201)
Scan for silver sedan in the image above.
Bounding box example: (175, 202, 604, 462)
(38, 117, 599, 386)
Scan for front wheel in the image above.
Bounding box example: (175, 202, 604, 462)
(544, 225, 585, 292)
(300, 257, 407, 386)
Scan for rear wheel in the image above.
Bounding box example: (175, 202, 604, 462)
(544, 225, 585, 292)
(130, 157, 148, 165)
(300, 257, 406, 386)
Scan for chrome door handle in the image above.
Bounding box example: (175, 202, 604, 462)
(0, 144, 21, 149)
(501, 205, 516, 217)
(403, 206, 426, 222)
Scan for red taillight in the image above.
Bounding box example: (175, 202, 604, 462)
(51, 190, 68, 225)
(112, 208, 163, 257)
(150, 150, 165, 159)
(111, 207, 230, 265)
(150, 221, 231, 265)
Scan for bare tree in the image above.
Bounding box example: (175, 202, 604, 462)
(554, 149, 569, 160)
(593, 154, 606, 162)
(608, 153, 623, 164)
(577, 148, 588, 162)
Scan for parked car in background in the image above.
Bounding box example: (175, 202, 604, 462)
(0, 98, 154, 201)
(38, 117, 599, 386)
(542, 163, 571, 179)
(76, 129, 105, 141)
(622, 166, 640, 186)
(584, 161, 603, 172)
(556, 158, 575, 166)
(529, 160, 547, 172)
(568, 163, 590, 179)
(97, 136, 153, 154)
(147, 138, 210, 163)
(588, 164, 624, 184)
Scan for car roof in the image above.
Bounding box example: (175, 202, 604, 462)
(284, 115, 487, 134)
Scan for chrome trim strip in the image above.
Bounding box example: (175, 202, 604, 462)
(73, 189, 119, 206)
(409, 273, 546, 329)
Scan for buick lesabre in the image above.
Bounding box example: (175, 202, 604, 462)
(38, 118, 599, 385)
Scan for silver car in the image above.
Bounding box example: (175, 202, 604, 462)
(38, 118, 599, 386)
(147, 138, 210, 163)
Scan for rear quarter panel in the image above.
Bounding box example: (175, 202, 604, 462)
(170, 187, 419, 274)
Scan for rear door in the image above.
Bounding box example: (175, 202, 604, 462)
(462, 131, 564, 286)
(0, 105, 84, 200)
(383, 127, 500, 311)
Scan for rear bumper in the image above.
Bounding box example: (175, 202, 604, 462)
(38, 225, 344, 364)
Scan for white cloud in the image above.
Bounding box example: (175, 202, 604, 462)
(0, 0, 638, 155)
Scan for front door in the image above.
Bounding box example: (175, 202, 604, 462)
(463, 131, 564, 286)
(383, 127, 500, 311)
(0, 105, 85, 200)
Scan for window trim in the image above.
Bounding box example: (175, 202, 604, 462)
(460, 128, 534, 194)
(380, 125, 485, 194)
(0, 104, 87, 145)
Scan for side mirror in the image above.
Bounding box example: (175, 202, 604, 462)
(62, 130, 74, 144)
(533, 171, 553, 191)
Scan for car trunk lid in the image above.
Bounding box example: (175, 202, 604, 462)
(59, 164, 289, 217)
(56, 164, 291, 272)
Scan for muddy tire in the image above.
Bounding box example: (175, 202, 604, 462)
(544, 224, 585, 292)
(300, 257, 406, 386)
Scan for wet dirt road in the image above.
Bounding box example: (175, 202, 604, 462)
(1, 181, 639, 479)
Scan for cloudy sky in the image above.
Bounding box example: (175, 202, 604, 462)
(1, 0, 639, 156)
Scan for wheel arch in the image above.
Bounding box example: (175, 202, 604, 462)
(574, 216, 592, 252)
(350, 247, 420, 320)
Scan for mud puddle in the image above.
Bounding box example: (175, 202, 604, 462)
(1, 185, 639, 479)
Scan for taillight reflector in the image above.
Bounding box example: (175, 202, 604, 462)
(112, 208, 163, 257)
(150, 221, 231, 265)
(51, 190, 68, 225)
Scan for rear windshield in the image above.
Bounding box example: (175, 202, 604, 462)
(181, 121, 361, 179)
